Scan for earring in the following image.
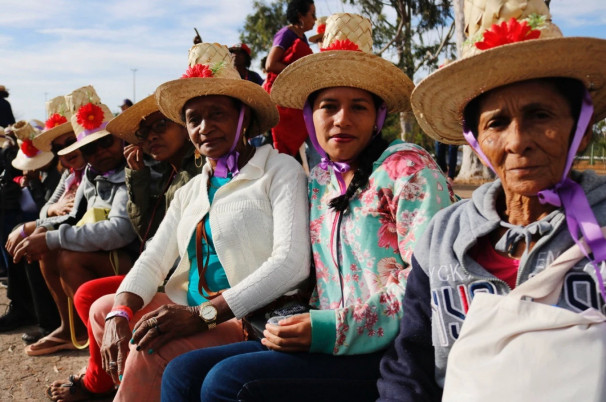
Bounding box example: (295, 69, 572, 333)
(242, 128, 248, 146)
(194, 150, 203, 168)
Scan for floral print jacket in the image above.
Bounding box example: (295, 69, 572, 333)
(308, 140, 456, 355)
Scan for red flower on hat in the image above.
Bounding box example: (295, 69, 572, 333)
(181, 64, 214, 79)
(21, 139, 39, 157)
(45, 113, 67, 130)
(76, 103, 105, 130)
(475, 18, 541, 50)
(317, 24, 326, 34)
(321, 39, 361, 52)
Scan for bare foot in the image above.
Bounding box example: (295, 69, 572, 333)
(47, 374, 92, 402)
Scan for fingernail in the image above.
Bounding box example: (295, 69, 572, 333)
(119, 375, 123, 381)
(129, 338, 134, 344)
(132, 329, 136, 333)
(147, 348, 154, 355)
(136, 346, 141, 351)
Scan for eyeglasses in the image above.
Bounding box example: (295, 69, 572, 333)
(80, 135, 116, 156)
(135, 118, 169, 141)
(51, 138, 77, 154)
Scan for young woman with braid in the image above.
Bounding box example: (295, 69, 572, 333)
(161, 14, 456, 402)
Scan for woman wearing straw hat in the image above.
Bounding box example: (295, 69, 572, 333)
(161, 14, 455, 402)
(10, 86, 139, 357)
(88, 42, 309, 402)
(378, 1, 606, 400)
(47, 94, 198, 402)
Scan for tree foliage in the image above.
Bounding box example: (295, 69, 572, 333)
(240, 0, 289, 59)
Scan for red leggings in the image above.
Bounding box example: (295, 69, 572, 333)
(73, 275, 125, 394)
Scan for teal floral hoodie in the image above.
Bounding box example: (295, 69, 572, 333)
(308, 140, 457, 355)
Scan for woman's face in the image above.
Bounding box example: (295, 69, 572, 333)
(82, 135, 125, 173)
(313, 87, 376, 163)
(137, 111, 188, 162)
(52, 132, 85, 170)
(299, 4, 316, 31)
(476, 80, 591, 197)
(183, 95, 250, 159)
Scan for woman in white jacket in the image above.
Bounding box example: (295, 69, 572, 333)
(84, 42, 310, 402)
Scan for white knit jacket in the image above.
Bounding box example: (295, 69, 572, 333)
(117, 145, 310, 318)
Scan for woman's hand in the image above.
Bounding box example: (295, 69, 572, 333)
(100, 317, 132, 385)
(12, 229, 48, 263)
(124, 144, 145, 171)
(6, 226, 26, 256)
(130, 304, 205, 354)
(261, 313, 312, 352)
(46, 194, 75, 217)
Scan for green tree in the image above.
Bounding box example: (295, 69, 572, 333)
(240, 0, 289, 58)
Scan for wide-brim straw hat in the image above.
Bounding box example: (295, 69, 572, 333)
(11, 146, 54, 171)
(411, 0, 606, 144)
(106, 95, 157, 144)
(58, 85, 114, 156)
(33, 95, 74, 152)
(271, 13, 414, 113)
(156, 42, 278, 136)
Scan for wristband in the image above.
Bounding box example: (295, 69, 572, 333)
(113, 305, 134, 320)
(105, 310, 131, 322)
(20, 225, 27, 238)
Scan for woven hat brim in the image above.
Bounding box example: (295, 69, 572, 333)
(411, 37, 606, 145)
(57, 130, 111, 156)
(270, 51, 414, 113)
(32, 122, 75, 153)
(155, 78, 279, 136)
(106, 95, 158, 145)
(12, 150, 55, 171)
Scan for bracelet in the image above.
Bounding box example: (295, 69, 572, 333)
(113, 305, 134, 320)
(105, 310, 131, 322)
(20, 225, 27, 238)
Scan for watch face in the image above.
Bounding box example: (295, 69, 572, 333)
(201, 305, 217, 320)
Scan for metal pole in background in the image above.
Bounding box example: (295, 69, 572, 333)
(131, 68, 138, 102)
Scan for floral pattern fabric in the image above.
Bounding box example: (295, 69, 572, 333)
(308, 141, 456, 355)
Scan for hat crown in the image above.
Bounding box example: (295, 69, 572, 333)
(187, 43, 241, 80)
(45, 95, 72, 121)
(321, 13, 373, 53)
(462, 0, 562, 57)
(12, 120, 38, 141)
(65, 85, 113, 136)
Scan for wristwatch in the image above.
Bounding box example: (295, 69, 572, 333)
(198, 301, 218, 330)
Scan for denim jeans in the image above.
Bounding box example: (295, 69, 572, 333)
(161, 340, 384, 402)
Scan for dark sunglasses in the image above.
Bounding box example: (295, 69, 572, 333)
(51, 138, 77, 154)
(80, 135, 116, 156)
(135, 118, 169, 141)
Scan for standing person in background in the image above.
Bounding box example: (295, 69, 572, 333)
(0, 85, 15, 128)
(230, 43, 264, 86)
(264, 0, 315, 156)
(434, 141, 458, 184)
(120, 99, 133, 112)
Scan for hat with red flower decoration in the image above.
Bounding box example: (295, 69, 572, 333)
(106, 94, 158, 145)
(309, 16, 327, 44)
(11, 120, 55, 170)
(57, 85, 115, 156)
(32, 95, 75, 152)
(270, 13, 413, 113)
(155, 42, 278, 135)
(411, 0, 606, 144)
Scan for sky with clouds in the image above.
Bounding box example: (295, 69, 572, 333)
(1, 0, 605, 123)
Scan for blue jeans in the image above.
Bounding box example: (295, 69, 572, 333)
(161, 340, 384, 402)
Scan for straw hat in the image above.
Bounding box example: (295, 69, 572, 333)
(106, 95, 157, 144)
(271, 13, 413, 113)
(309, 16, 327, 43)
(57, 85, 114, 156)
(411, 0, 606, 144)
(32, 95, 74, 152)
(155, 42, 278, 136)
(10, 121, 54, 170)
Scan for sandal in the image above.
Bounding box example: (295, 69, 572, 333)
(46, 374, 93, 402)
(25, 335, 86, 356)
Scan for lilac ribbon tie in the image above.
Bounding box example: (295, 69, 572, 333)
(77, 122, 109, 141)
(209, 106, 245, 178)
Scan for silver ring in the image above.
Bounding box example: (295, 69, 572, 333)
(109, 361, 117, 369)
(148, 317, 158, 327)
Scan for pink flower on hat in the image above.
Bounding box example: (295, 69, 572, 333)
(321, 39, 361, 52)
(76, 103, 105, 130)
(475, 18, 541, 50)
(21, 139, 39, 157)
(45, 113, 67, 129)
(181, 64, 214, 79)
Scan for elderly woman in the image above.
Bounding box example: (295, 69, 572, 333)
(89, 42, 309, 402)
(47, 95, 198, 401)
(377, 1, 606, 400)
(161, 14, 455, 402)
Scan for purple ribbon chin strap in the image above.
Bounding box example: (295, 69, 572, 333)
(303, 100, 388, 194)
(210, 105, 245, 178)
(77, 122, 109, 141)
(464, 89, 606, 301)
